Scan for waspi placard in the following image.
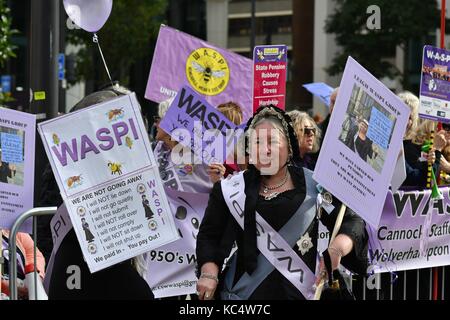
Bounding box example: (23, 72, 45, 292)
(38, 94, 179, 272)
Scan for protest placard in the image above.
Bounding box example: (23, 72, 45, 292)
(0, 108, 35, 232)
(38, 94, 179, 272)
(253, 45, 287, 112)
(313, 57, 410, 228)
(145, 25, 253, 121)
(419, 45, 450, 122)
(303, 82, 334, 107)
(146, 188, 209, 298)
(158, 86, 242, 165)
(366, 107, 394, 149)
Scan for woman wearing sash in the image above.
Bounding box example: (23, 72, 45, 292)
(196, 106, 368, 300)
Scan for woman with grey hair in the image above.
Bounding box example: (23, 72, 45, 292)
(287, 110, 322, 170)
(196, 106, 368, 300)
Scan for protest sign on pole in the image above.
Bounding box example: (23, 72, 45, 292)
(146, 188, 209, 298)
(253, 45, 287, 113)
(0, 108, 35, 232)
(38, 94, 179, 273)
(145, 25, 253, 121)
(419, 45, 450, 123)
(313, 57, 410, 228)
(158, 86, 242, 165)
(303, 82, 334, 108)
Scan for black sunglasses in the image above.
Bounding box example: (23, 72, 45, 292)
(302, 127, 316, 136)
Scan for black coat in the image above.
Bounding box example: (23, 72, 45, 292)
(196, 165, 368, 300)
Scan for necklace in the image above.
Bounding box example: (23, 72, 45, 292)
(261, 170, 289, 201)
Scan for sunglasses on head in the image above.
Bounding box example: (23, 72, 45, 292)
(302, 127, 316, 136)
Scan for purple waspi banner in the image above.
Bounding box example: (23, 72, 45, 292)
(158, 86, 241, 165)
(145, 25, 253, 121)
(0, 108, 35, 232)
(369, 187, 450, 273)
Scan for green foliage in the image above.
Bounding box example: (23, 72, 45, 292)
(325, 0, 441, 79)
(66, 0, 168, 87)
(0, 0, 18, 106)
(0, 0, 17, 67)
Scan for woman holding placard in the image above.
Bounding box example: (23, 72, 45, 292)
(196, 106, 368, 300)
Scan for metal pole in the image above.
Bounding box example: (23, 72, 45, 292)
(362, 277, 366, 300)
(403, 271, 407, 300)
(9, 207, 57, 300)
(49, 0, 60, 119)
(417, 269, 420, 300)
(390, 274, 393, 300)
(442, 267, 445, 300)
(429, 269, 433, 300)
(250, 0, 256, 52)
(33, 216, 38, 299)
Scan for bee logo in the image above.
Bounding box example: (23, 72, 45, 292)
(52, 133, 60, 146)
(67, 175, 82, 189)
(125, 136, 133, 149)
(256, 49, 264, 61)
(186, 47, 230, 96)
(108, 161, 122, 175)
(107, 108, 124, 121)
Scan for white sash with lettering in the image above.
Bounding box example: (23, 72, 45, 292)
(221, 172, 316, 299)
(153, 141, 184, 191)
(43, 204, 72, 292)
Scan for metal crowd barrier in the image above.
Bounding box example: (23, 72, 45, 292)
(2, 207, 448, 300)
(7, 207, 57, 300)
(353, 267, 447, 300)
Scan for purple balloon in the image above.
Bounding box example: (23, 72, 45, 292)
(63, 0, 113, 33)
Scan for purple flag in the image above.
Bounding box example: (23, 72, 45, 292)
(145, 25, 253, 121)
(368, 188, 450, 272)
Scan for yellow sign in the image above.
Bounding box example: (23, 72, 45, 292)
(34, 91, 46, 101)
(186, 47, 229, 96)
(263, 48, 279, 55)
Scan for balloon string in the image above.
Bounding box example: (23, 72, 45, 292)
(93, 33, 114, 88)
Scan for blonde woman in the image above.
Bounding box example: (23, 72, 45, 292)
(398, 92, 447, 187)
(287, 110, 322, 170)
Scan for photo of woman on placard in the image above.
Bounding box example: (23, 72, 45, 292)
(81, 218, 95, 243)
(142, 194, 154, 220)
(348, 119, 377, 162)
(0, 158, 16, 184)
